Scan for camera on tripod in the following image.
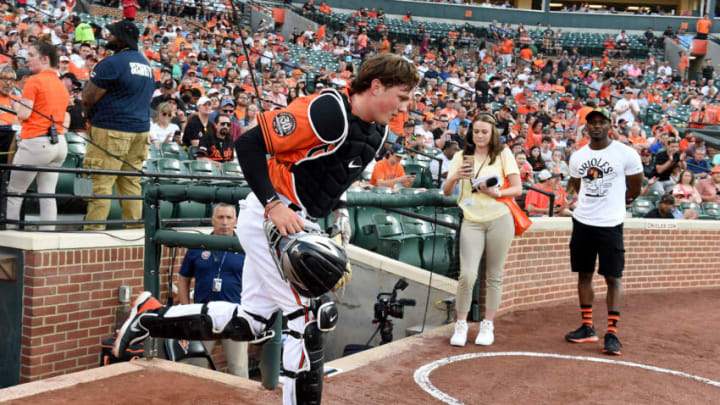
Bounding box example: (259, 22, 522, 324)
(371, 278, 416, 344)
(374, 278, 416, 321)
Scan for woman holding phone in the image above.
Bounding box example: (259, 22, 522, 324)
(443, 113, 522, 347)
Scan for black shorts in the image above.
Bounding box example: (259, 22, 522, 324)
(569, 218, 625, 278)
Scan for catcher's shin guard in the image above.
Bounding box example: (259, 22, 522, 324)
(143, 303, 276, 343)
(294, 321, 326, 405)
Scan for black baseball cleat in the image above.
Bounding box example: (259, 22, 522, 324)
(112, 292, 162, 358)
(565, 324, 599, 343)
(603, 333, 622, 355)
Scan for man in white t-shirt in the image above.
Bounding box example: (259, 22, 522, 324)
(613, 91, 639, 126)
(565, 107, 643, 356)
(430, 141, 459, 188)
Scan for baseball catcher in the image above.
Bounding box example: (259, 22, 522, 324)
(113, 53, 419, 404)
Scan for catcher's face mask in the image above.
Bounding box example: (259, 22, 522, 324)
(264, 220, 347, 297)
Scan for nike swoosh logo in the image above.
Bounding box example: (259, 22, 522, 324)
(348, 162, 361, 169)
(329, 314, 338, 323)
(266, 197, 275, 204)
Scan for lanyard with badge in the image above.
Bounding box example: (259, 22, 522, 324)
(212, 251, 228, 292)
(462, 155, 488, 206)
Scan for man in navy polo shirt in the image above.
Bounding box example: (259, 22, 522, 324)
(81, 19, 155, 230)
(178, 203, 248, 377)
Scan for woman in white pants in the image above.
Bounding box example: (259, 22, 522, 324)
(6, 39, 69, 230)
(443, 113, 522, 347)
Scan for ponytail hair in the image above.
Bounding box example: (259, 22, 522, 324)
(32, 35, 59, 68)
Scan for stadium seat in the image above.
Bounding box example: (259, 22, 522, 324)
(645, 189, 663, 204)
(155, 158, 188, 184)
(680, 201, 700, 214)
(372, 214, 423, 268)
(701, 202, 720, 218)
(221, 162, 243, 177)
(183, 160, 221, 183)
(401, 217, 453, 275)
(65, 132, 86, 144)
(402, 162, 425, 188)
(631, 198, 654, 218)
(148, 144, 162, 159)
(161, 143, 189, 160)
(353, 204, 385, 251)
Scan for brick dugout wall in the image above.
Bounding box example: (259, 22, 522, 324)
(5, 219, 720, 382)
(20, 245, 185, 382)
(479, 219, 720, 317)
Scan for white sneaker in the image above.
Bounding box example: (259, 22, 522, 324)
(450, 320, 468, 347)
(475, 319, 494, 346)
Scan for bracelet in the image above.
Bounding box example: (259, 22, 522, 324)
(264, 200, 283, 214)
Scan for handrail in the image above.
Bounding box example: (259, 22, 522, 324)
(0, 163, 246, 182)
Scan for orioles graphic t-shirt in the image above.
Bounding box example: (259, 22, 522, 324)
(569, 141, 642, 227)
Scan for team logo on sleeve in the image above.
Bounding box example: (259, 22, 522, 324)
(272, 112, 297, 137)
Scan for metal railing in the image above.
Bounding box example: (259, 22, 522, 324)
(0, 163, 248, 230)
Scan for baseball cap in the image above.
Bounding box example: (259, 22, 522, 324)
(536, 169, 553, 182)
(197, 96, 212, 106)
(212, 76, 224, 84)
(220, 98, 235, 108)
(667, 138, 680, 144)
(403, 120, 415, 128)
(207, 88, 220, 96)
(659, 194, 675, 204)
(106, 20, 140, 51)
(59, 55, 69, 62)
(390, 144, 406, 156)
(640, 148, 651, 156)
(61, 72, 81, 87)
(712, 165, 720, 174)
(585, 107, 612, 122)
(162, 79, 174, 89)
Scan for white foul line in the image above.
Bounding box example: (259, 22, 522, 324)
(413, 351, 720, 405)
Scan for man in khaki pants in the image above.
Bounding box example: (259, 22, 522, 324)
(81, 20, 155, 230)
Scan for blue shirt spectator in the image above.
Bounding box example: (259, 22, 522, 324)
(89, 49, 155, 132)
(179, 241, 245, 304)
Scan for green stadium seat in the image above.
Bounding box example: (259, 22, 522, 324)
(699, 203, 719, 218)
(401, 217, 453, 275)
(65, 132, 86, 144)
(680, 201, 700, 214)
(353, 205, 385, 251)
(645, 189, 663, 204)
(372, 214, 423, 268)
(402, 162, 425, 188)
(161, 143, 189, 160)
(155, 158, 188, 184)
(631, 198, 654, 218)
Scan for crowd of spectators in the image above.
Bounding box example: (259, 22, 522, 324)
(2, 1, 720, 226)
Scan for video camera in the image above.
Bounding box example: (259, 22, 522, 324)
(371, 278, 416, 345)
(373, 278, 416, 322)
